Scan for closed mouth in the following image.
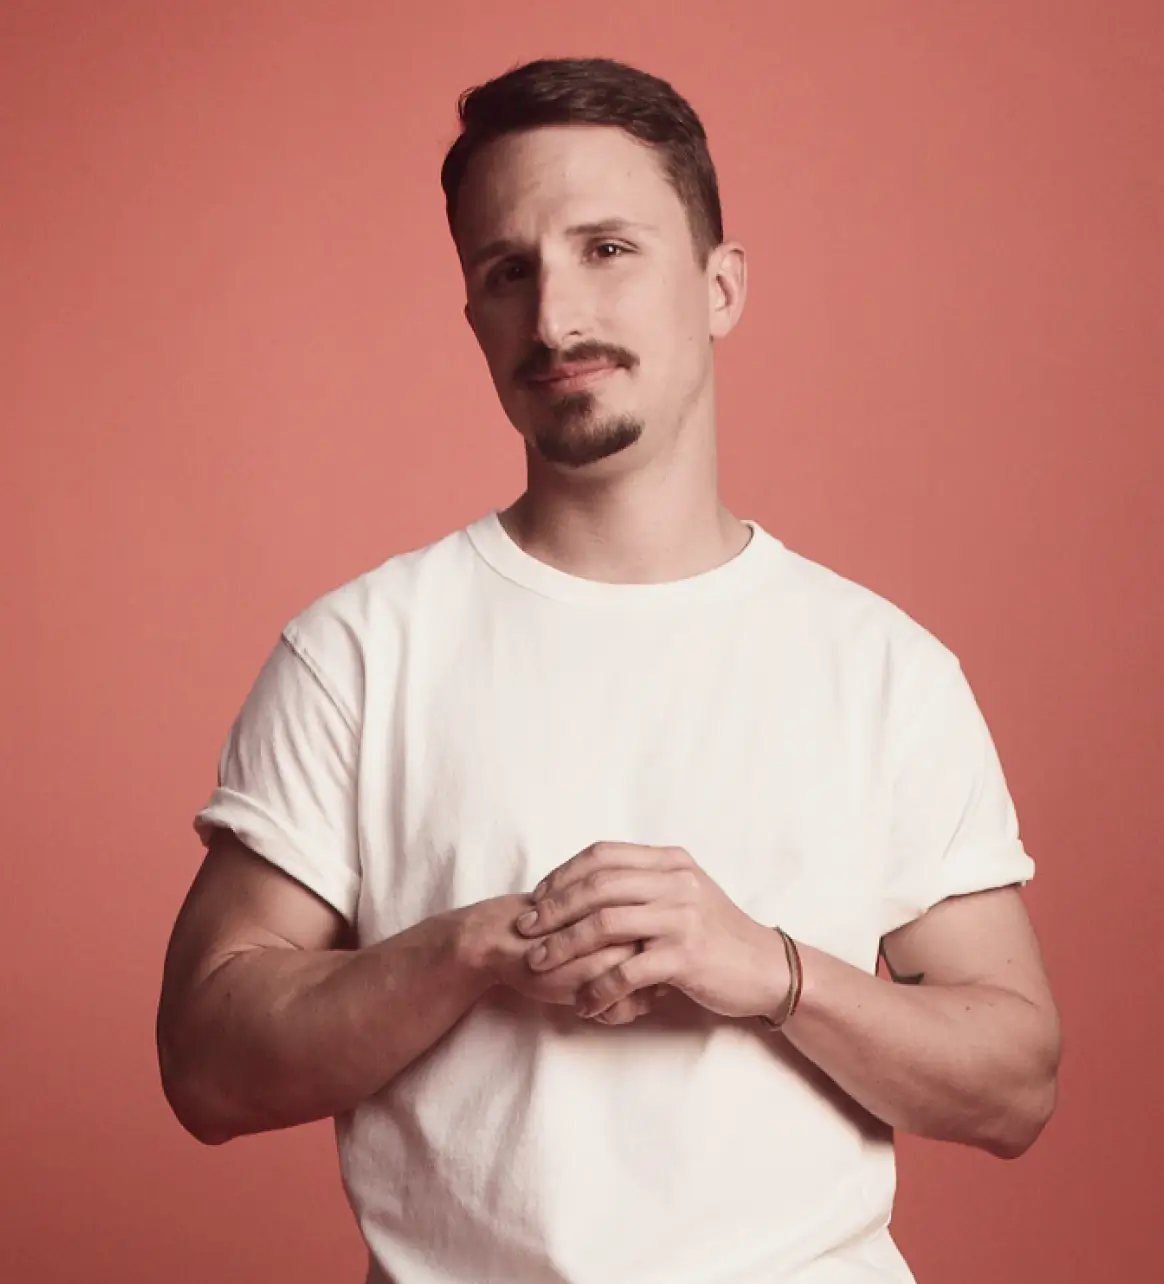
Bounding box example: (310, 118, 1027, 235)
(528, 363, 619, 389)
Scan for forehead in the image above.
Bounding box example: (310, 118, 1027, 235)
(453, 125, 686, 251)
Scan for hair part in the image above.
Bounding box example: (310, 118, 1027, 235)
(441, 57, 724, 264)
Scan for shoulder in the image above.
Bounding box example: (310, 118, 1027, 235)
(776, 543, 958, 673)
(762, 540, 968, 744)
(278, 519, 481, 716)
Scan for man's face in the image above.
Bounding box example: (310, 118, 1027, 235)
(456, 125, 731, 471)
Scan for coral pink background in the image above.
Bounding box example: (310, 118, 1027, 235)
(4, 2, 1160, 1280)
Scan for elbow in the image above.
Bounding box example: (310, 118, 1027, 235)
(979, 1006, 1063, 1160)
(157, 1028, 239, 1147)
(187, 1119, 235, 1147)
(980, 1068, 1060, 1161)
(166, 1089, 237, 1147)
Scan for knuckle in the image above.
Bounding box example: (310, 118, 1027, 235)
(583, 870, 608, 896)
(675, 868, 701, 896)
(593, 841, 626, 865)
(592, 906, 619, 938)
(595, 868, 623, 892)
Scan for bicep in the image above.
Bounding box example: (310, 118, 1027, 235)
(162, 829, 353, 1003)
(881, 886, 1056, 1016)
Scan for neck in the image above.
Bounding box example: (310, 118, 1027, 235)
(499, 413, 750, 585)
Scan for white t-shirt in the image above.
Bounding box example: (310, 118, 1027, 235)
(195, 512, 1034, 1284)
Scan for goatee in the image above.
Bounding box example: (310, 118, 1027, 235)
(532, 393, 643, 468)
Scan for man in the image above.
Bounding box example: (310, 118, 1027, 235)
(157, 57, 1061, 1284)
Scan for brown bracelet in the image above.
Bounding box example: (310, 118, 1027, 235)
(758, 927, 803, 1031)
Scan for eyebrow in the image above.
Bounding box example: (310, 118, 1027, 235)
(464, 218, 656, 272)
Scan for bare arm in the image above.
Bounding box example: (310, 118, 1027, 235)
(781, 886, 1062, 1157)
(157, 831, 650, 1145)
(156, 831, 496, 1144)
(516, 846, 1060, 1159)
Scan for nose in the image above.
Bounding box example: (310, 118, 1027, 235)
(533, 259, 586, 351)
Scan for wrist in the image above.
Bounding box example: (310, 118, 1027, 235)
(448, 898, 521, 994)
(749, 922, 790, 1016)
(757, 926, 804, 1031)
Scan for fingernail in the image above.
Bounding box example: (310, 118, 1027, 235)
(517, 909, 538, 931)
(528, 943, 548, 966)
(532, 880, 547, 900)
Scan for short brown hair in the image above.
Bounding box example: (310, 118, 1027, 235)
(441, 57, 724, 263)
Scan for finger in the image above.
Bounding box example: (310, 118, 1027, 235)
(518, 870, 678, 938)
(535, 941, 639, 997)
(526, 904, 675, 971)
(592, 994, 652, 1026)
(576, 947, 679, 1018)
(532, 842, 690, 903)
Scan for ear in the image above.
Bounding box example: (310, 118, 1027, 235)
(707, 241, 747, 340)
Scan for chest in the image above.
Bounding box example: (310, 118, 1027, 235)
(358, 607, 891, 963)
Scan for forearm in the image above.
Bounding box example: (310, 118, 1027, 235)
(779, 943, 1059, 1157)
(160, 909, 491, 1145)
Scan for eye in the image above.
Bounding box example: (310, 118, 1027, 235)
(590, 241, 630, 261)
(485, 258, 532, 290)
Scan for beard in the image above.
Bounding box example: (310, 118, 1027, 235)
(530, 391, 644, 468)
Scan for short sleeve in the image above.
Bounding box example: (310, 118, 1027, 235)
(880, 652, 1035, 936)
(193, 627, 361, 923)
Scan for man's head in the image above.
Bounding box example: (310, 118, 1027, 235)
(442, 58, 746, 471)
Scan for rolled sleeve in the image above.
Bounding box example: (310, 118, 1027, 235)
(880, 652, 1035, 936)
(194, 630, 361, 923)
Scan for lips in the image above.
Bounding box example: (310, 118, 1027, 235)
(529, 362, 618, 391)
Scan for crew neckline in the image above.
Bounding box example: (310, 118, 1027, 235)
(465, 510, 783, 609)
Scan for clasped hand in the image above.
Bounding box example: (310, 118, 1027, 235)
(513, 842, 789, 1026)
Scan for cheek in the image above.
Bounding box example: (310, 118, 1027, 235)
(471, 312, 520, 379)
(638, 288, 708, 386)
(632, 266, 704, 339)
(671, 283, 713, 375)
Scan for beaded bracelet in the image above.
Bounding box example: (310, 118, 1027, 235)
(757, 926, 803, 1031)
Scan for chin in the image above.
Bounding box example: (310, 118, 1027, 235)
(516, 390, 638, 466)
(529, 416, 643, 469)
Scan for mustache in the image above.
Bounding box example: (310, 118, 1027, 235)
(514, 340, 639, 384)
